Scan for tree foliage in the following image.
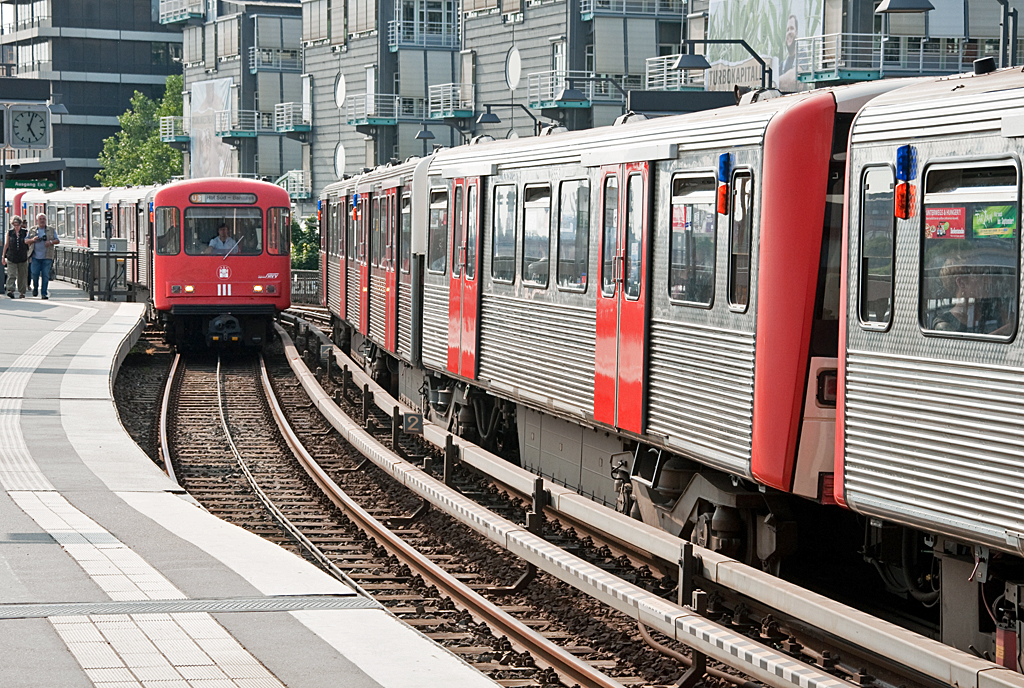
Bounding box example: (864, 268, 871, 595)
(292, 214, 320, 270)
(96, 74, 184, 186)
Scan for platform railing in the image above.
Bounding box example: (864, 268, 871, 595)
(291, 269, 321, 305)
(54, 246, 140, 302)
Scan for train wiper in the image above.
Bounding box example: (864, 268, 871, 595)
(222, 241, 240, 260)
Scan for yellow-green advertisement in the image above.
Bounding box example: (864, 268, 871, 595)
(973, 205, 1017, 239)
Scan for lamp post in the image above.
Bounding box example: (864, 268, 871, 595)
(674, 39, 773, 90)
(556, 75, 629, 114)
(477, 103, 541, 136)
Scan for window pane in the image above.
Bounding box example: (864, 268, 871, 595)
(859, 167, 895, 325)
(427, 189, 448, 273)
(602, 175, 618, 297)
(267, 207, 291, 255)
(920, 165, 1018, 337)
(466, 185, 477, 279)
(184, 207, 262, 256)
(523, 185, 551, 287)
(452, 185, 464, 277)
(155, 207, 180, 255)
(371, 197, 381, 267)
(669, 176, 716, 306)
(346, 198, 355, 260)
(401, 194, 412, 273)
(624, 174, 644, 300)
(557, 180, 590, 290)
(729, 172, 753, 308)
(492, 184, 516, 282)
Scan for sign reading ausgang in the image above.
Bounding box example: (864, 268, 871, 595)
(5, 179, 57, 190)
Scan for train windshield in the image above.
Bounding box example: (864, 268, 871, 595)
(184, 207, 263, 256)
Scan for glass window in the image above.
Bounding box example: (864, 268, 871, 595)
(267, 207, 291, 256)
(427, 189, 448, 273)
(371, 197, 381, 267)
(346, 197, 355, 260)
(184, 207, 262, 256)
(669, 175, 716, 306)
(557, 180, 590, 291)
(401, 193, 412, 273)
(920, 164, 1019, 337)
(155, 207, 181, 255)
(728, 172, 753, 309)
(601, 175, 619, 297)
(466, 184, 478, 280)
(452, 185, 464, 278)
(523, 185, 551, 288)
(492, 184, 517, 282)
(859, 167, 896, 326)
(624, 174, 645, 300)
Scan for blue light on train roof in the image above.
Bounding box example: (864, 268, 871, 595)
(353, 193, 360, 206)
(718, 153, 732, 183)
(317, 199, 322, 210)
(896, 145, 917, 182)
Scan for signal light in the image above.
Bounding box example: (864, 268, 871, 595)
(895, 144, 917, 182)
(267, 285, 277, 294)
(718, 152, 732, 183)
(184, 285, 194, 293)
(717, 184, 729, 215)
(894, 182, 916, 220)
(171, 285, 182, 294)
(817, 370, 838, 406)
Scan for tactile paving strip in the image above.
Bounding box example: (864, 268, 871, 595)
(0, 595, 380, 620)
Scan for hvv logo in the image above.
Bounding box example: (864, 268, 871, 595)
(218, 265, 231, 279)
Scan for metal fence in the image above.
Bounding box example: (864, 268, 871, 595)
(54, 246, 141, 302)
(291, 269, 321, 305)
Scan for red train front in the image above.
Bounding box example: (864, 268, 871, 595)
(152, 178, 291, 348)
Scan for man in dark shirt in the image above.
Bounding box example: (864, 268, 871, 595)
(2, 216, 29, 298)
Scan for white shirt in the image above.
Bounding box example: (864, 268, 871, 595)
(209, 235, 238, 253)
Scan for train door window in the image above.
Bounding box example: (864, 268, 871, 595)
(401, 193, 412, 273)
(557, 179, 590, 291)
(57, 207, 66, 239)
(452, 185, 464, 278)
(858, 167, 896, 326)
(465, 184, 477, 280)
(347, 197, 355, 260)
(47, 206, 56, 234)
(92, 208, 102, 239)
(623, 174, 645, 301)
(154, 207, 181, 255)
(267, 207, 291, 255)
(427, 189, 449, 273)
(669, 175, 717, 307)
(184, 207, 262, 255)
(492, 184, 517, 283)
(371, 197, 381, 267)
(919, 163, 1019, 338)
(601, 175, 619, 297)
(522, 184, 551, 288)
(728, 171, 753, 310)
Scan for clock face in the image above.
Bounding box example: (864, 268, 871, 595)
(11, 110, 47, 145)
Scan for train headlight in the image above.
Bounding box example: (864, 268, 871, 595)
(184, 285, 195, 293)
(253, 284, 264, 293)
(817, 370, 838, 407)
(171, 285, 182, 294)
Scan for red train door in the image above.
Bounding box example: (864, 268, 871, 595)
(384, 187, 399, 353)
(594, 162, 651, 434)
(446, 178, 481, 379)
(336, 199, 345, 315)
(359, 193, 370, 335)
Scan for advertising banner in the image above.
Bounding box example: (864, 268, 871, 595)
(973, 205, 1017, 238)
(190, 78, 236, 179)
(924, 206, 966, 239)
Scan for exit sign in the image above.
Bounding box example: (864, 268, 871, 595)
(5, 179, 57, 190)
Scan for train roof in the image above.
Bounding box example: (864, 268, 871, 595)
(106, 186, 158, 204)
(159, 177, 291, 196)
(320, 156, 430, 197)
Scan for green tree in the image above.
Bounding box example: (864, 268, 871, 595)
(291, 214, 320, 270)
(96, 74, 183, 186)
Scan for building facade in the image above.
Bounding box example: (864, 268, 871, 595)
(0, 0, 182, 186)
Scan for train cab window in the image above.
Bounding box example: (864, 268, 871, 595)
(624, 174, 644, 300)
(267, 207, 291, 255)
(669, 175, 716, 307)
(452, 185, 464, 277)
(556, 179, 590, 291)
(919, 163, 1019, 338)
(492, 184, 517, 283)
(154, 207, 181, 255)
(522, 184, 551, 288)
(601, 175, 619, 297)
(184, 207, 262, 256)
(401, 193, 412, 273)
(427, 189, 449, 273)
(858, 167, 895, 326)
(728, 171, 753, 310)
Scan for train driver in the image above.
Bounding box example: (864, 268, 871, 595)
(208, 223, 238, 256)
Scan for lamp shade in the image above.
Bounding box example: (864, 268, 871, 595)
(415, 127, 435, 140)
(476, 111, 501, 124)
(672, 53, 712, 70)
(555, 87, 588, 104)
(875, 0, 933, 13)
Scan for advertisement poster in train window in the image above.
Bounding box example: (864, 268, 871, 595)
(707, 0, 822, 92)
(973, 205, 1017, 238)
(924, 206, 966, 239)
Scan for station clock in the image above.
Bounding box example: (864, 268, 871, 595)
(7, 104, 51, 149)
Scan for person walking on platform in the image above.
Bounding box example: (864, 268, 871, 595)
(3, 216, 29, 298)
(28, 213, 58, 300)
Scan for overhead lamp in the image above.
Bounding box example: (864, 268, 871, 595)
(476, 106, 501, 125)
(415, 125, 435, 140)
(672, 52, 712, 70)
(875, 0, 933, 13)
(48, 102, 69, 114)
(554, 87, 588, 104)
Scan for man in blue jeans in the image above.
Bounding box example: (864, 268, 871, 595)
(28, 213, 58, 299)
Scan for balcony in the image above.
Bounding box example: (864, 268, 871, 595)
(249, 46, 302, 74)
(214, 110, 276, 138)
(387, 20, 460, 51)
(580, 0, 682, 18)
(276, 170, 312, 200)
(795, 33, 974, 84)
(274, 102, 312, 133)
(1, 14, 51, 35)
(645, 55, 705, 91)
(527, 71, 633, 109)
(346, 94, 401, 125)
(159, 0, 204, 24)
(428, 84, 473, 119)
(159, 116, 191, 143)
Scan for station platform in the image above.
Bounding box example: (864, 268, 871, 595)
(0, 282, 497, 688)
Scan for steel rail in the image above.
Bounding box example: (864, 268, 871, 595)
(259, 347, 625, 688)
(158, 353, 180, 485)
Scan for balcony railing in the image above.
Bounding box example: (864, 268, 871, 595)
(214, 110, 275, 137)
(428, 84, 473, 119)
(275, 102, 312, 132)
(160, 116, 191, 142)
(276, 170, 312, 200)
(346, 94, 401, 125)
(580, 0, 682, 16)
(387, 20, 460, 50)
(1, 14, 51, 35)
(645, 55, 706, 91)
(528, 70, 633, 108)
(249, 46, 302, 73)
(159, 0, 204, 24)
(795, 33, 973, 83)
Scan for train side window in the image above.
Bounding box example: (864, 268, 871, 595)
(522, 184, 551, 288)
(919, 163, 1019, 339)
(452, 185, 464, 278)
(466, 184, 478, 280)
(371, 197, 381, 267)
(669, 175, 716, 307)
(492, 184, 517, 283)
(728, 171, 753, 310)
(858, 166, 896, 327)
(427, 189, 448, 273)
(601, 175, 619, 297)
(154, 207, 181, 255)
(401, 193, 412, 273)
(267, 207, 291, 255)
(556, 179, 590, 292)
